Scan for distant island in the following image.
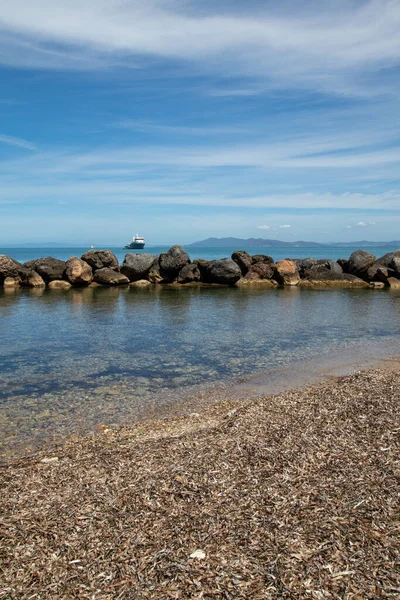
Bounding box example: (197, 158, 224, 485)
(187, 237, 400, 248)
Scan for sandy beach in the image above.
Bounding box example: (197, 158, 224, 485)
(1, 361, 399, 599)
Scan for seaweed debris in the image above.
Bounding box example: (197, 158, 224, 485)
(1, 367, 399, 599)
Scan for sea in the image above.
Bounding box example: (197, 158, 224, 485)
(1, 244, 399, 459)
(2, 243, 399, 265)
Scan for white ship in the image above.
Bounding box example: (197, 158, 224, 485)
(124, 234, 145, 250)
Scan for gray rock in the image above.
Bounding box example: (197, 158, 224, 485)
(24, 257, 66, 283)
(391, 250, 400, 275)
(366, 252, 396, 281)
(231, 250, 252, 275)
(203, 258, 241, 284)
(304, 261, 343, 280)
(65, 257, 93, 286)
(294, 258, 318, 277)
(93, 268, 129, 286)
(81, 249, 119, 271)
(177, 263, 201, 284)
(120, 253, 155, 281)
(348, 250, 376, 278)
(159, 245, 190, 278)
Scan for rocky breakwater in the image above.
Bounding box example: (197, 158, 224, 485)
(1, 247, 400, 291)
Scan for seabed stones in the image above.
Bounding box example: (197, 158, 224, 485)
(0, 247, 400, 291)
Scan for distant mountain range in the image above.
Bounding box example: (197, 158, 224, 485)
(187, 237, 400, 248)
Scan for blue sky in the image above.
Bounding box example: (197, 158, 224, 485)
(0, 0, 400, 245)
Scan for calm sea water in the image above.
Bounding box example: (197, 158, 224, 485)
(1, 281, 400, 458)
(1, 244, 399, 264)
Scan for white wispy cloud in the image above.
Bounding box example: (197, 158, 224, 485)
(257, 225, 271, 230)
(345, 221, 377, 229)
(278, 224, 291, 228)
(0, 1, 399, 96)
(114, 120, 246, 135)
(0, 133, 36, 150)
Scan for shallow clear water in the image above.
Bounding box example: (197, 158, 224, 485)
(1, 244, 399, 265)
(1, 284, 400, 458)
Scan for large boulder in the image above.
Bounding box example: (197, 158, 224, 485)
(274, 260, 300, 286)
(81, 249, 119, 271)
(337, 258, 349, 272)
(159, 245, 190, 278)
(48, 280, 72, 290)
(93, 268, 129, 286)
(65, 257, 93, 286)
(148, 257, 164, 284)
(19, 270, 46, 288)
(347, 250, 376, 279)
(177, 263, 201, 284)
(202, 258, 241, 285)
(120, 253, 154, 282)
(231, 250, 252, 275)
(303, 266, 367, 286)
(0, 255, 22, 282)
(24, 257, 66, 283)
(388, 277, 400, 290)
(391, 250, 400, 275)
(251, 254, 274, 265)
(366, 252, 395, 281)
(304, 261, 343, 280)
(3, 277, 20, 288)
(244, 262, 274, 281)
(294, 258, 318, 277)
(374, 267, 397, 285)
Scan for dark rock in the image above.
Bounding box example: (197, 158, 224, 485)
(148, 257, 164, 284)
(93, 268, 129, 286)
(231, 250, 252, 275)
(274, 260, 300, 286)
(337, 258, 349, 272)
(159, 245, 190, 278)
(244, 262, 274, 281)
(65, 257, 93, 286)
(81, 249, 119, 271)
(177, 263, 201, 284)
(202, 259, 241, 284)
(375, 267, 397, 285)
(251, 254, 274, 265)
(120, 253, 155, 282)
(348, 250, 376, 279)
(24, 257, 66, 283)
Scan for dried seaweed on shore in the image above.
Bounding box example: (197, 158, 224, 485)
(1, 367, 400, 599)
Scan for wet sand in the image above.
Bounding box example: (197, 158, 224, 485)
(1, 359, 399, 599)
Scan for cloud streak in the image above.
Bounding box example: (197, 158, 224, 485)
(0, 133, 36, 150)
(0, 1, 399, 96)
